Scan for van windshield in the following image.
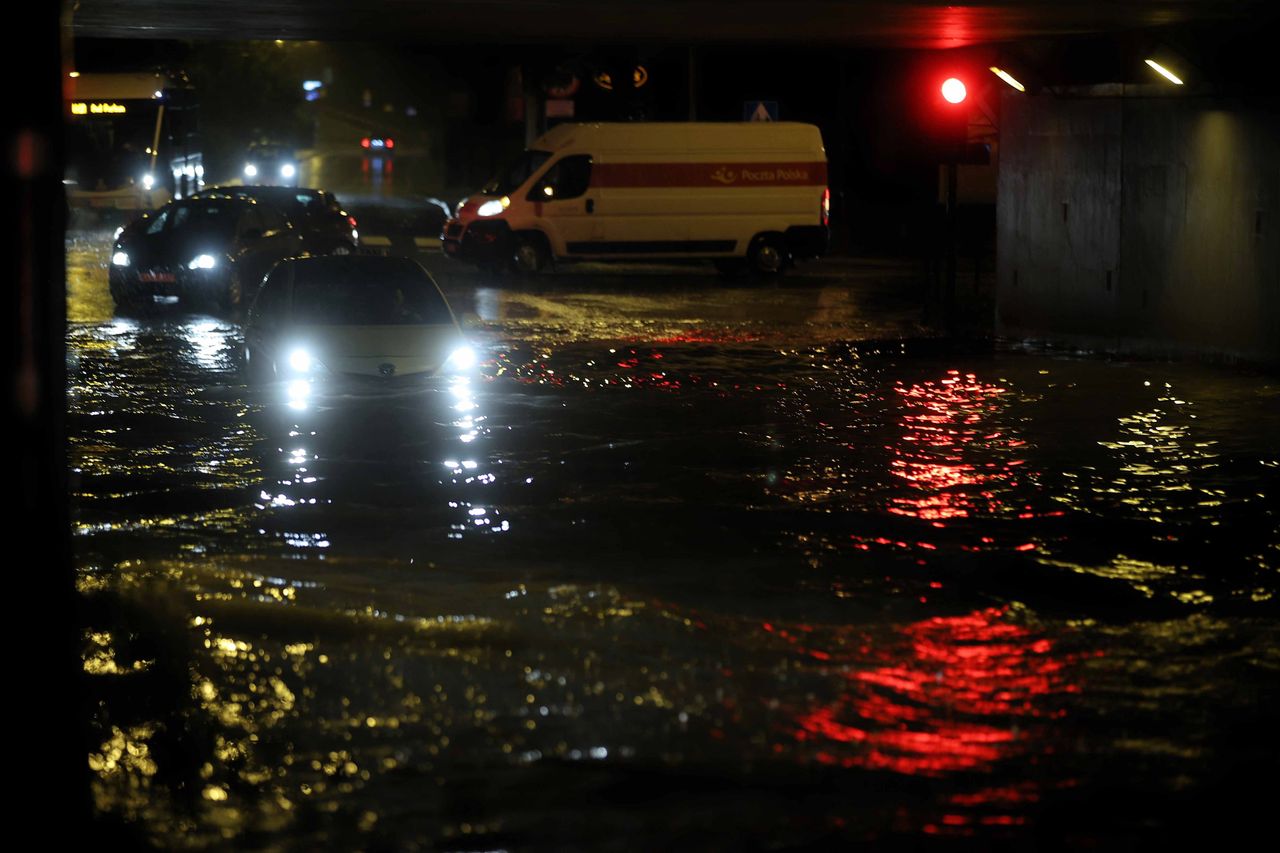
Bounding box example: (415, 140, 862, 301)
(482, 149, 551, 196)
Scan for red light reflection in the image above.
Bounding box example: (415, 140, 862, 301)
(888, 370, 1023, 522)
(780, 607, 1076, 778)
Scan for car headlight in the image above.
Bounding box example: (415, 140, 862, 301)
(111, 251, 130, 267)
(188, 254, 217, 270)
(287, 347, 313, 373)
(280, 163, 296, 179)
(141, 173, 155, 190)
(476, 197, 509, 217)
(244, 163, 258, 177)
(113, 226, 125, 241)
(444, 345, 477, 372)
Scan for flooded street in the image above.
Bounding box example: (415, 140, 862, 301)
(68, 228, 1280, 849)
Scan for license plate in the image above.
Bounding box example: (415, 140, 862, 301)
(139, 271, 176, 283)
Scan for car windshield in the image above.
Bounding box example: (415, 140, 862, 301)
(248, 145, 291, 161)
(481, 149, 551, 196)
(290, 260, 455, 326)
(159, 203, 240, 238)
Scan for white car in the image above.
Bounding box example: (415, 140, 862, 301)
(242, 255, 474, 387)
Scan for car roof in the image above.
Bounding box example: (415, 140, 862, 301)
(166, 195, 257, 209)
(281, 254, 432, 278)
(198, 185, 327, 200)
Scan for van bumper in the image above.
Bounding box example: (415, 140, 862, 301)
(441, 218, 511, 266)
(785, 225, 829, 260)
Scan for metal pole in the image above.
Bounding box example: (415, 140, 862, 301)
(946, 158, 958, 330)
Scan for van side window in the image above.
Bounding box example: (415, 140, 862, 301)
(531, 155, 593, 201)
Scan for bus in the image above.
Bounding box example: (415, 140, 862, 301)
(64, 70, 204, 213)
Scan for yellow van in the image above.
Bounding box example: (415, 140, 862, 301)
(442, 122, 830, 275)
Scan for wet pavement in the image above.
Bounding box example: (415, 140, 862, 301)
(68, 227, 1280, 850)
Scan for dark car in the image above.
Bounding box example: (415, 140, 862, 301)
(243, 141, 300, 186)
(359, 133, 395, 155)
(194, 185, 359, 255)
(108, 196, 306, 313)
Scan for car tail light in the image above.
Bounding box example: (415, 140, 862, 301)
(347, 215, 358, 228)
(386, 138, 395, 149)
(361, 137, 370, 148)
(821, 187, 830, 227)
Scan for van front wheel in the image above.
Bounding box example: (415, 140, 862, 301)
(511, 234, 549, 275)
(747, 235, 788, 276)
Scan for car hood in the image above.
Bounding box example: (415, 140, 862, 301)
(283, 324, 466, 377)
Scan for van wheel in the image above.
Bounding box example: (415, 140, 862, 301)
(511, 234, 549, 275)
(747, 235, 788, 276)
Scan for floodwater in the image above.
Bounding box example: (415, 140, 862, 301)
(68, 229, 1280, 850)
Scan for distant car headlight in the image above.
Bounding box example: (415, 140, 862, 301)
(188, 254, 217, 270)
(141, 173, 155, 190)
(244, 163, 258, 178)
(476, 197, 509, 217)
(444, 345, 477, 372)
(287, 347, 313, 373)
(111, 251, 130, 267)
(280, 163, 296, 179)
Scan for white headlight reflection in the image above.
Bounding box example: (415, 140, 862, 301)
(286, 378, 312, 410)
(111, 251, 130, 267)
(188, 253, 217, 270)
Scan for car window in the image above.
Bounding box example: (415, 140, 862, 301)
(167, 203, 239, 237)
(145, 209, 169, 234)
(532, 154, 593, 200)
(259, 205, 289, 232)
(239, 207, 266, 235)
(290, 261, 454, 326)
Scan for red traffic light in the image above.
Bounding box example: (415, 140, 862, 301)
(941, 77, 967, 104)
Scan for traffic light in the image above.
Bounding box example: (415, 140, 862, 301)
(940, 77, 967, 104)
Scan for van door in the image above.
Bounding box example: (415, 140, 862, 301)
(527, 154, 598, 255)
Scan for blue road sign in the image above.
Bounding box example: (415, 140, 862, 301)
(743, 100, 779, 122)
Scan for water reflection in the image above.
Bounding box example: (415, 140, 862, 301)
(886, 370, 1036, 524)
(775, 606, 1083, 833)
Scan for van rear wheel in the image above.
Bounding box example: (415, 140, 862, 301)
(747, 235, 788, 276)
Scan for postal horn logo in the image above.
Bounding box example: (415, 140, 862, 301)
(379, 362, 396, 376)
(710, 167, 737, 185)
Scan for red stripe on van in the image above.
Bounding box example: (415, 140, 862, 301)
(592, 162, 827, 188)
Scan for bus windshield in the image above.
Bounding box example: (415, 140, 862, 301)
(481, 150, 551, 196)
(64, 74, 202, 203)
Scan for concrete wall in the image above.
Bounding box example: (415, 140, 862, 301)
(997, 87, 1279, 363)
